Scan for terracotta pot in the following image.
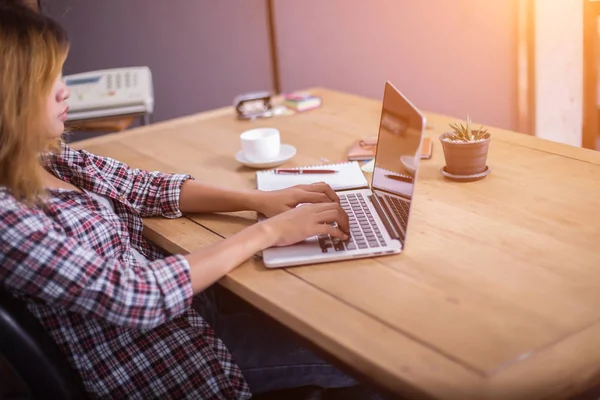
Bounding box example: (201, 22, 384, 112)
(439, 132, 491, 176)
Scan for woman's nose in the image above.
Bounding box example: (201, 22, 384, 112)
(58, 86, 70, 102)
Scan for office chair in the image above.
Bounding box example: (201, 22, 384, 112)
(0, 288, 88, 400)
(0, 287, 324, 400)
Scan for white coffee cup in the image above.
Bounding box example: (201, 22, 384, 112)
(240, 128, 281, 162)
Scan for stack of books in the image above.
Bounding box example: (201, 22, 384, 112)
(283, 92, 322, 112)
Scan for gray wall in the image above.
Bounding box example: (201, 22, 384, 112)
(43, 0, 274, 123)
(42, 0, 520, 131)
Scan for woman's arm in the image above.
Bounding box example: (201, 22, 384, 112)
(60, 145, 339, 218)
(64, 145, 191, 218)
(185, 201, 349, 293)
(0, 203, 192, 330)
(1, 198, 348, 328)
(178, 181, 259, 214)
(179, 180, 340, 217)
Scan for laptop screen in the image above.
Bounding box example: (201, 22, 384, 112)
(371, 82, 426, 199)
(368, 82, 426, 244)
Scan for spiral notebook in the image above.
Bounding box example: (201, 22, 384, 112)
(256, 161, 369, 192)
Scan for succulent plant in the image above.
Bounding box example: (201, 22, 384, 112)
(446, 116, 489, 142)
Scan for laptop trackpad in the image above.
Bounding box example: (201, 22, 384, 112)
(262, 235, 339, 262)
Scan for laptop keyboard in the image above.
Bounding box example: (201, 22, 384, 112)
(381, 194, 410, 231)
(317, 193, 387, 253)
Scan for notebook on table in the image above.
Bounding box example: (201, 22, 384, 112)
(256, 161, 369, 192)
(258, 81, 426, 269)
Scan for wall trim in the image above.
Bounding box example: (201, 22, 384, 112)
(517, 0, 535, 135)
(583, 0, 599, 150)
(266, 0, 281, 94)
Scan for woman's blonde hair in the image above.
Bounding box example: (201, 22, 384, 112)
(0, 1, 69, 204)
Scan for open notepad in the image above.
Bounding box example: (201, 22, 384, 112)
(256, 161, 369, 191)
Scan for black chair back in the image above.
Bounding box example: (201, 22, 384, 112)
(0, 288, 87, 399)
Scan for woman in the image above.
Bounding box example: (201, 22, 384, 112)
(0, 3, 382, 399)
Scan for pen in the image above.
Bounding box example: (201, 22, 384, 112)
(385, 174, 413, 183)
(274, 169, 338, 174)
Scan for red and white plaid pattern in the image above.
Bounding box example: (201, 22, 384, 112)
(0, 143, 251, 399)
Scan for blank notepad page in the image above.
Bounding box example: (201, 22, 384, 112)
(256, 161, 369, 192)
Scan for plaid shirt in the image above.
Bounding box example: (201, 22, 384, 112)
(0, 143, 251, 399)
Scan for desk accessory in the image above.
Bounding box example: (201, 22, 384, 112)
(274, 168, 337, 174)
(240, 128, 280, 162)
(236, 144, 296, 169)
(256, 161, 368, 191)
(439, 116, 491, 182)
(385, 173, 413, 183)
(360, 158, 375, 173)
(64, 67, 154, 122)
(420, 137, 433, 159)
(347, 136, 377, 161)
(347, 137, 433, 161)
(283, 92, 322, 112)
(234, 91, 273, 120)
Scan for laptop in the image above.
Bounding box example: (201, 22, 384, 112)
(262, 81, 426, 268)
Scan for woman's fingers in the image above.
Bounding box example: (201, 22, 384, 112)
(295, 191, 331, 205)
(264, 202, 351, 247)
(312, 206, 350, 235)
(299, 182, 339, 203)
(316, 223, 349, 241)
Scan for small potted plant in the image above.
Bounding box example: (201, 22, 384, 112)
(439, 116, 491, 179)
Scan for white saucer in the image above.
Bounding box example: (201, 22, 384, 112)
(235, 144, 297, 169)
(400, 155, 417, 175)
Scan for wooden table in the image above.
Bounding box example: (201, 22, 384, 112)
(73, 88, 600, 400)
(65, 115, 138, 132)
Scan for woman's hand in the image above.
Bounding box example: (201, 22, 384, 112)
(251, 182, 340, 218)
(259, 202, 350, 247)
(185, 201, 349, 293)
